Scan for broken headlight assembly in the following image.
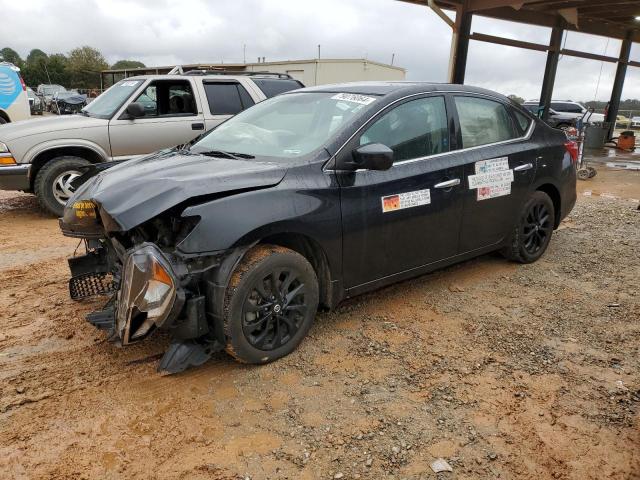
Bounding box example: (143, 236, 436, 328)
(116, 244, 178, 344)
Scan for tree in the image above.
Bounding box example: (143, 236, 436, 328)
(67, 46, 108, 89)
(47, 54, 70, 86)
(111, 60, 146, 70)
(507, 94, 525, 104)
(0, 47, 23, 68)
(23, 49, 49, 86)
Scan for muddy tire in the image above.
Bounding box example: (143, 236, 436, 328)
(223, 244, 319, 364)
(501, 191, 555, 264)
(34, 156, 90, 217)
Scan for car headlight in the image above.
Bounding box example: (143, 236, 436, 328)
(0, 142, 9, 154)
(116, 244, 177, 344)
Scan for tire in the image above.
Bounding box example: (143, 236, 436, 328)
(501, 191, 555, 264)
(0, 117, 6, 125)
(223, 244, 319, 364)
(557, 123, 571, 130)
(34, 156, 90, 217)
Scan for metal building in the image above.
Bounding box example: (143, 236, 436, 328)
(101, 58, 405, 89)
(403, 0, 640, 137)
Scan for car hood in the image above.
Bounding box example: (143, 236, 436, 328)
(69, 151, 287, 231)
(0, 114, 106, 142)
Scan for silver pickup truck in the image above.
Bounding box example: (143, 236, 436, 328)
(0, 71, 303, 215)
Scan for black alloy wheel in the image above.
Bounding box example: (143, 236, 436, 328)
(501, 190, 555, 264)
(522, 201, 552, 255)
(221, 245, 319, 364)
(241, 268, 308, 350)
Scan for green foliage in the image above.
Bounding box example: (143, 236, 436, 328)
(111, 60, 146, 70)
(507, 94, 525, 104)
(66, 46, 109, 89)
(23, 49, 49, 86)
(0, 47, 23, 68)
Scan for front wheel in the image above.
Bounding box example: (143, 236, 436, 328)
(501, 191, 555, 264)
(222, 245, 319, 364)
(34, 156, 90, 216)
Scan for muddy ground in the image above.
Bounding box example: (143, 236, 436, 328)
(0, 169, 638, 480)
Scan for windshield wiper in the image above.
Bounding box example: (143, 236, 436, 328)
(198, 150, 254, 160)
(80, 110, 91, 117)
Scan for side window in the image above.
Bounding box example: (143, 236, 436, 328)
(513, 109, 532, 133)
(204, 82, 254, 115)
(252, 78, 303, 98)
(454, 96, 517, 148)
(359, 96, 448, 162)
(133, 80, 196, 117)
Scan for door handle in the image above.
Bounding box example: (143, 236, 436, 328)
(191, 123, 205, 130)
(514, 163, 533, 172)
(434, 178, 461, 189)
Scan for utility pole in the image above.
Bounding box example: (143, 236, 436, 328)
(318, 44, 321, 59)
(391, 53, 395, 66)
(243, 44, 246, 64)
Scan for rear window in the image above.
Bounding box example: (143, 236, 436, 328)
(252, 78, 303, 98)
(203, 82, 254, 115)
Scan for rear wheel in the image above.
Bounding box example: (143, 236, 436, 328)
(34, 156, 90, 216)
(223, 245, 319, 364)
(501, 191, 555, 264)
(0, 116, 6, 125)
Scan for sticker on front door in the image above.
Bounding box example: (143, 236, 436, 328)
(381, 189, 431, 213)
(468, 157, 514, 201)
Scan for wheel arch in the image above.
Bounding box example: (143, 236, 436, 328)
(256, 232, 334, 310)
(28, 145, 106, 190)
(535, 182, 562, 228)
(0, 109, 10, 123)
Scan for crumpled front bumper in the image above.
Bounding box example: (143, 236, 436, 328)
(0, 164, 30, 191)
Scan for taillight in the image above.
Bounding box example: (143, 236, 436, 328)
(564, 140, 578, 164)
(18, 75, 26, 91)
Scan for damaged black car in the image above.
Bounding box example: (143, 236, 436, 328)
(60, 82, 577, 373)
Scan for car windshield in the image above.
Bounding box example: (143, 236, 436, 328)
(82, 79, 144, 119)
(190, 92, 378, 159)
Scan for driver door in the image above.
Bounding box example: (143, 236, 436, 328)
(108, 79, 205, 159)
(336, 95, 465, 291)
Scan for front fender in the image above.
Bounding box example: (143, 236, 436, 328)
(22, 139, 110, 165)
(176, 182, 342, 274)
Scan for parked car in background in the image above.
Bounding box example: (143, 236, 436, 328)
(522, 103, 575, 130)
(631, 116, 640, 129)
(26, 87, 44, 115)
(50, 90, 88, 114)
(36, 84, 66, 111)
(0, 62, 30, 124)
(523, 100, 604, 125)
(59, 82, 577, 373)
(0, 71, 304, 216)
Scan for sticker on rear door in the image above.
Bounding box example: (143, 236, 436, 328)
(468, 157, 513, 201)
(381, 189, 431, 213)
(331, 93, 377, 105)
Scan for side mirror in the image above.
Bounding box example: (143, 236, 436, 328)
(340, 143, 394, 171)
(125, 102, 145, 119)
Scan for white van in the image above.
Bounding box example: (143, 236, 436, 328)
(0, 62, 30, 124)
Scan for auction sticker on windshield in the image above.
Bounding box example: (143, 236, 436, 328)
(331, 93, 376, 105)
(381, 189, 431, 213)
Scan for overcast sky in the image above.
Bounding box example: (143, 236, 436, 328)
(3, 0, 640, 101)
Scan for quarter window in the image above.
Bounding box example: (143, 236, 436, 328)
(359, 96, 449, 162)
(513, 109, 532, 133)
(252, 78, 303, 98)
(204, 82, 255, 115)
(454, 96, 517, 148)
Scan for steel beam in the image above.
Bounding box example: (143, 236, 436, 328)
(539, 23, 563, 121)
(449, 5, 473, 84)
(606, 30, 633, 138)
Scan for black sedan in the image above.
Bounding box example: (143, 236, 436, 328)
(60, 82, 577, 373)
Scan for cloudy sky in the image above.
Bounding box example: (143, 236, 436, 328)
(3, 0, 640, 101)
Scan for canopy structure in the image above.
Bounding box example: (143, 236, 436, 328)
(401, 0, 640, 136)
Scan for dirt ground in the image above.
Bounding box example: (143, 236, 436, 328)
(0, 168, 638, 480)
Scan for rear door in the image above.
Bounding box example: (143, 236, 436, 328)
(108, 78, 204, 158)
(451, 95, 537, 253)
(337, 94, 465, 290)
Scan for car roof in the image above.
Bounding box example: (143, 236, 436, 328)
(122, 73, 295, 82)
(290, 81, 511, 101)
